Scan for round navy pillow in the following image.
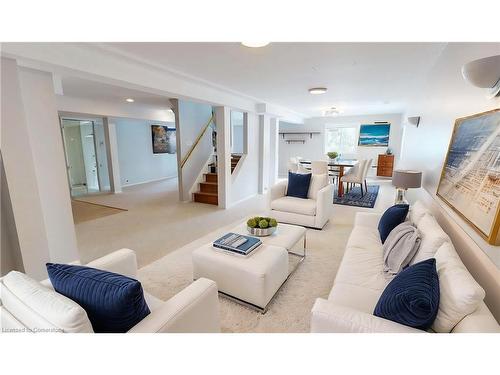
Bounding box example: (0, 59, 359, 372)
(374, 258, 440, 330)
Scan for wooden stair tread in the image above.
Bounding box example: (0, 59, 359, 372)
(200, 181, 217, 185)
(194, 191, 217, 196)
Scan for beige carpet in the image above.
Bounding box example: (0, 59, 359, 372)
(73, 178, 268, 267)
(138, 219, 352, 333)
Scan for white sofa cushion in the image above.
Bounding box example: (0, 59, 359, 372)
(334, 227, 389, 291)
(409, 200, 430, 226)
(411, 214, 450, 265)
(1, 271, 93, 333)
(308, 174, 328, 200)
(328, 283, 383, 314)
(270, 196, 317, 216)
(433, 242, 486, 333)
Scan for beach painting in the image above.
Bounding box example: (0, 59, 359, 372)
(358, 123, 391, 147)
(152, 125, 176, 154)
(437, 109, 500, 243)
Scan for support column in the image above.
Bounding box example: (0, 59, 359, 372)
(269, 117, 280, 187)
(215, 106, 231, 208)
(1, 59, 79, 278)
(258, 114, 271, 194)
(103, 117, 122, 193)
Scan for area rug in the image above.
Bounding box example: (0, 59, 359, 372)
(137, 220, 352, 333)
(71, 200, 127, 224)
(333, 185, 379, 208)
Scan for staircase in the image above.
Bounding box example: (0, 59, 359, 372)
(193, 154, 242, 205)
(231, 154, 242, 173)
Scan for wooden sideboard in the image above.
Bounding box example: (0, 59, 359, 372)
(377, 154, 394, 177)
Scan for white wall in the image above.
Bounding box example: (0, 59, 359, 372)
(399, 44, 500, 267)
(18, 67, 80, 268)
(231, 113, 260, 204)
(112, 117, 177, 186)
(231, 111, 244, 154)
(1, 154, 24, 276)
(278, 113, 403, 177)
(399, 44, 500, 319)
(1, 60, 79, 279)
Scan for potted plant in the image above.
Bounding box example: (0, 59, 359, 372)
(327, 151, 338, 160)
(247, 216, 278, 236)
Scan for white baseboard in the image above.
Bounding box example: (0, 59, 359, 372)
(230, 193, 259, 207)
(122, 175, 177, 188)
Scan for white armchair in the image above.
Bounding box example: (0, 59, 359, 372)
(0, 249, 221, 333)
(269, 178, 333, 229)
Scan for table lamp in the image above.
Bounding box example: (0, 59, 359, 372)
(392, 170, 422, 204)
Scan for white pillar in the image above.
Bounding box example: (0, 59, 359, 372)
(215, 106, 231, 208)
(258, 114, 271, 194)
(1, 59, 79, 279)
(269, 117, 280, 186)
(103, 118, 122, 193)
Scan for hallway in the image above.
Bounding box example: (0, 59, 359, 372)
(73, 178, 268, 267)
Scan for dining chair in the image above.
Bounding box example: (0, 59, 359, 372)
(287, 157, 299, 173)
(362, 158, 373, 193)
(340, 159, 368, 196)
(311, 160, 329, 175)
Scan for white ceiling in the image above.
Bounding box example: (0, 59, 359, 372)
(61, 76, 171, 109)
(102, 42, 452, 117)
(56, 42, 500, 119)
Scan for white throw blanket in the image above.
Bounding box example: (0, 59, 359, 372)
(382, 222, 421, 275)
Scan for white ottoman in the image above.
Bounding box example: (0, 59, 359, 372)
(192, 244, 288, 311)
(231, 222, 306, 255)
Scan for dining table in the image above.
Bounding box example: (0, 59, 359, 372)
(299, 159, 358, 198)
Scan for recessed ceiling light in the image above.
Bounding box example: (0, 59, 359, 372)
(241, 41, 270, 48)
(309, 87, 327, 95)
(126, 98, 134, 103)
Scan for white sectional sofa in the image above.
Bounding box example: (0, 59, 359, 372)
(310, 202, 500, 333)
(1, 249, 221, 333)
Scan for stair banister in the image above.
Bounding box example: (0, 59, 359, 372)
(180, 113, 215, 169)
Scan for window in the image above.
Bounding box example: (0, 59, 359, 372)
(325, 126, 358, 155)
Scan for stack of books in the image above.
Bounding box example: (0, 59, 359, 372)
(212, 232, 262, 256)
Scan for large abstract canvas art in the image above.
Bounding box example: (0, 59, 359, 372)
(437, 108, 500, 244)
(358, 123, 390, 146)
(151, 125, 176, 154)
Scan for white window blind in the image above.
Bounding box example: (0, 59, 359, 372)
(325, 126, 357, 155)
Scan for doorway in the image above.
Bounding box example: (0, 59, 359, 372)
(60, 117, 110, 197)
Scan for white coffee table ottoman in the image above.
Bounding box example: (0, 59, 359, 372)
(192, 244, 288, 311)
(231, 222, 307, 256)
(192, 222, 307, 312)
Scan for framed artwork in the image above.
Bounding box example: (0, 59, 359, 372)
(436, 108, 500, 244)
(358, 123, 390, 147)
(151, 125, 176, 154)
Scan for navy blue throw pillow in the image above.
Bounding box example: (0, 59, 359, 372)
(46, 263, 150, 333)
(374, 258, 440, 330)
(378, 204, 409, 243)
(286, 171, 312, 199)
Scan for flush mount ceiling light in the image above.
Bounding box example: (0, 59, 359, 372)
(126, 98, 135, 103)
(462, 55, 500, 98)
(241, 41, 270, 48)
(309, 87, 327, 95)
(323, 107, 342, 117)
